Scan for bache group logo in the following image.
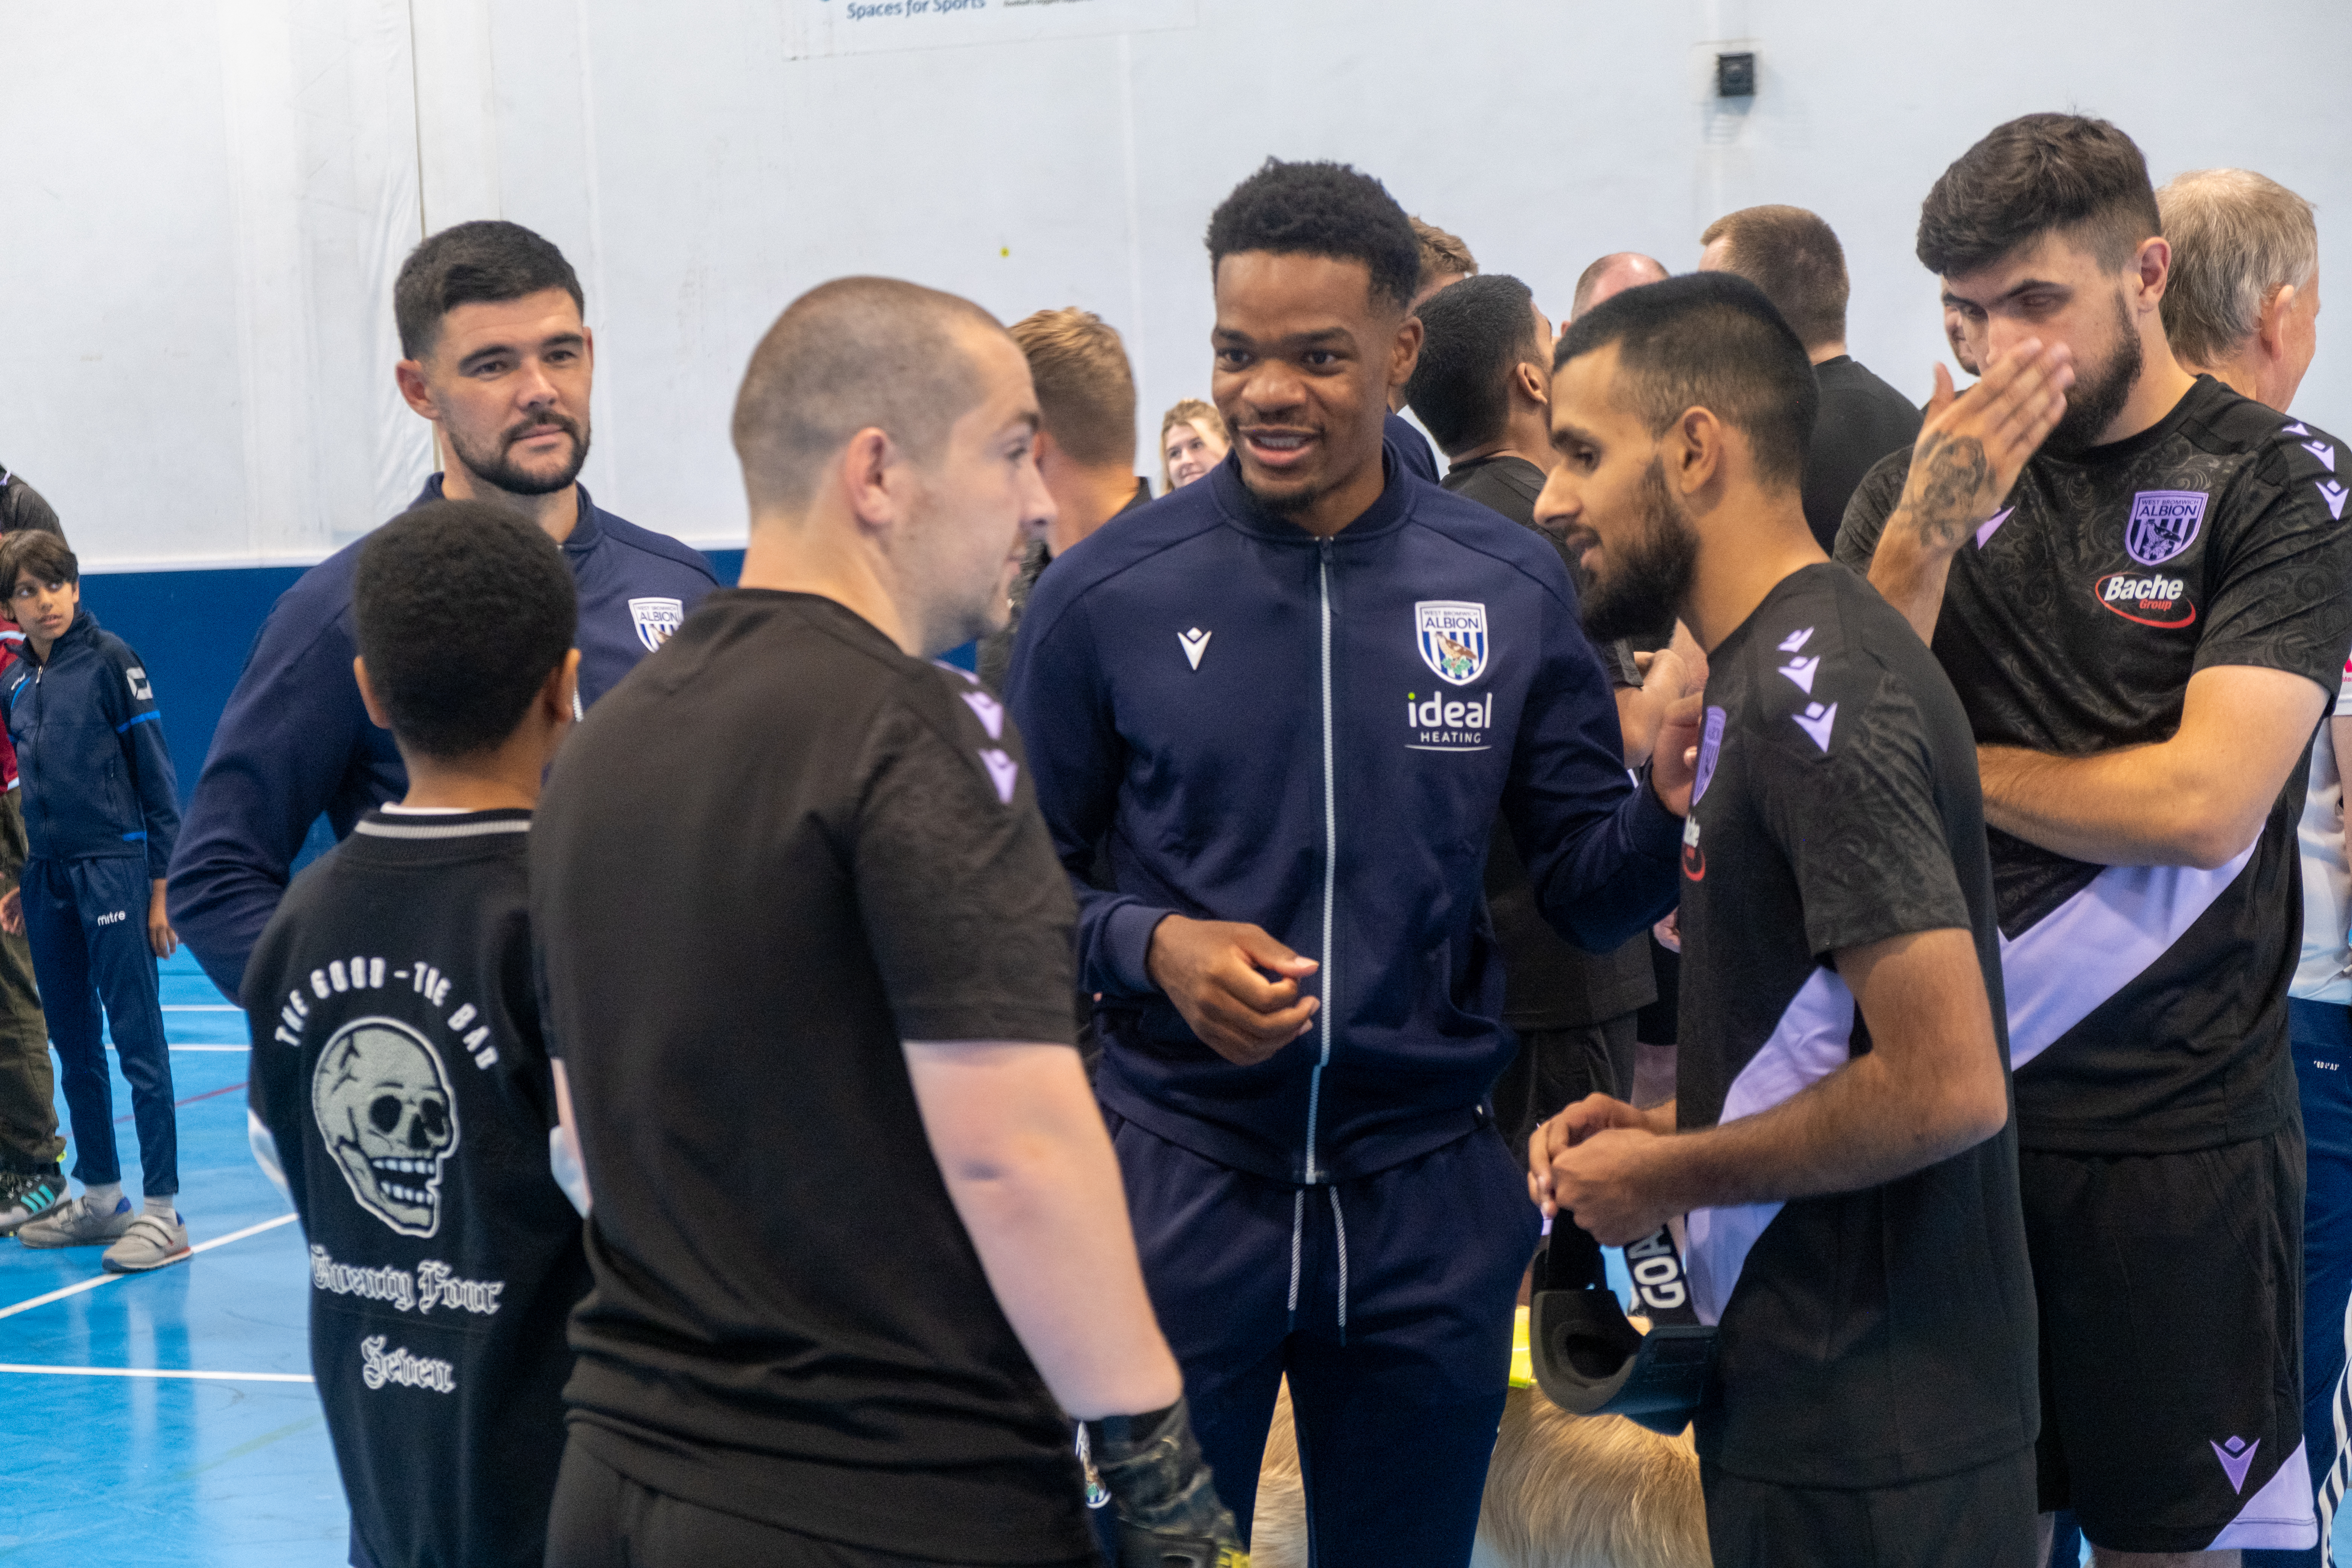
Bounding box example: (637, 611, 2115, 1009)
(1407, 601, 1493, 752)
(2095, 490, 2206, 629)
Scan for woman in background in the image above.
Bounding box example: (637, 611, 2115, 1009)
(1158, 398, 1229, 490)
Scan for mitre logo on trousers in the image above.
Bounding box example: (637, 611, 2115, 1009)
(1416, 601, 1488, 686)
(629, 597, 685, 651)
(2125, 490, 2207, 566)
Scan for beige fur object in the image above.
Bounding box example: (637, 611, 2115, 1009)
(1250, 1381, 1706, 1568)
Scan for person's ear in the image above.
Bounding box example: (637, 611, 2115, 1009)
(838, 427, 900, 534)
(1671, 407, 1726, 498)
(1514, 360, 1550, 410)
(1390, 313, 1426, 394)
(352, 657, 394, 732)
(2132, 236, 2173, 313)
(542, 649, 582, 728)
(2257, 282, 2298, 361)
(395, 358, 438, 421)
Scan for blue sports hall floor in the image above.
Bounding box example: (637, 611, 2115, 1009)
(0, 953, 2308, 1565)
(0, 954, 341, 1565)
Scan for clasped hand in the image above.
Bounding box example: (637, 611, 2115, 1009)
(1145, 914, 1319, 1067)
(1527, 1093, 1676, 1246)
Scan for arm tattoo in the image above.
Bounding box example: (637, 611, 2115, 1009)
(1903, 431, 1993, 551)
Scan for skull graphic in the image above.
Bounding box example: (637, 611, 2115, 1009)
(311, 1017, 460, 1237)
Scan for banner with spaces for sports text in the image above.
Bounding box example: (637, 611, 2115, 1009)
(784, 0, 1196, 57)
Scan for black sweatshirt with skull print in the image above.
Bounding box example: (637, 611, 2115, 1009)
(245, 807, 590, 1568)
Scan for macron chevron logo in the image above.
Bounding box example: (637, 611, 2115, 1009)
(2303, 439, 2337, 473)
(1778, 655, 1821, 694)
(978, 749, 1019, 804)
(2213, 1435, 2260, 1494)
(1179, 627, 1212, 670)
(1976, 506, 2015, 548)
(1793, 701, 1838, 752)
(2320, 481, 2349, 522)
(960, 690, 1004, 740)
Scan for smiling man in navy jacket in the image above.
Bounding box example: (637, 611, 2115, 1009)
(168, 222, 717, 999)
(1008, 159, 1693, 1565)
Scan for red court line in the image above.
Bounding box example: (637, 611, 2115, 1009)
(113, 1080, 248, 1125)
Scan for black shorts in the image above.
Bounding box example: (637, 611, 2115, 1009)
(1492, 1012, 1639, 1163)
(1699, 1447, 2038, 1568)
(2022, 1130, 2317, 1555)
(544, 1439, 1096, 1568)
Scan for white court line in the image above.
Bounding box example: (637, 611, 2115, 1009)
(0, 1212, 299, 1321)
(162, 1005, 239, 1012)
(169, 1045, 246, 1053)
(0, 1363, 310, 1383)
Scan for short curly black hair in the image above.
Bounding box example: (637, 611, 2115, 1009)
(1205, 159, 1420, 314)
(1406, 273, 1540, 455)
(354, 500, 577, 760)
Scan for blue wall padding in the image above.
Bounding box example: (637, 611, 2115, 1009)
(80, 544, 752, 821)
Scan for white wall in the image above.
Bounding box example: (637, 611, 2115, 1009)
(5, 0, 2349, 569)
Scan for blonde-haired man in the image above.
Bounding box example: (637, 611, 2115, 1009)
(977, 308, 1151, 693)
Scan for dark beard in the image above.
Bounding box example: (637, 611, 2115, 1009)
(2043, 294, 2142, 456)
(1582, 459, 1698, 642)
(447, 411, 591, 497)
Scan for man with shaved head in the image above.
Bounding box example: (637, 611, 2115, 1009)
(1571, 251, 1671, 319)
(532, 276, 1244, 1568)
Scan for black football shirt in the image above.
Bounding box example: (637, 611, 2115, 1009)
(244, 809, 592, 1568)
(1837, 376, 2352, 1153)
(1802, 355, 1923, 553)
(1677, 564, 2037, 1488)
(530, 590, 1093, 1564)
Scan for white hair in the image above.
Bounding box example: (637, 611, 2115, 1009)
(2158, 169, 2318, 365)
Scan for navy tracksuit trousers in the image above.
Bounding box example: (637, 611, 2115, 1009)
(2251, 997, 2352, 1568)
(23, 855, 176, 1197)
(1105, 1111, 1540, 1566)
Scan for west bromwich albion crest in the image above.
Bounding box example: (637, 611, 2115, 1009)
(1416, 600, 1489, 686)
(628, 597, 685, 652)
(2125, 490, 2208, 567)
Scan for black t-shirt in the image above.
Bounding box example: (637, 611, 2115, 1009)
(1442, 453, 1656, 1028)
(1801, 356, 1923, 554)
(1837, 377, 2352, 1153)
(243, 809, 591, 1568)
(1677, 564, 2036, 1489)
(529, 590, 1092, 1564)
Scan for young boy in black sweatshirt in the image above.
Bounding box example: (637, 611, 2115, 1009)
(245, 499, 592, 1568)
(0, 529, 187, 1269)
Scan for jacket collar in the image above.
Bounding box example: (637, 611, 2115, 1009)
(414, 474, 603, 553)
(1207, 441, 1413, 546)
(21, 607, 97, 669)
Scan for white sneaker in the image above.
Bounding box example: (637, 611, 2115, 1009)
(102, 1212, 192, 1273)
(17, 1193, 135, 1249)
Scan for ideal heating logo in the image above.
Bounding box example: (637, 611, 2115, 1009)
(1405, 690, 1492, 752)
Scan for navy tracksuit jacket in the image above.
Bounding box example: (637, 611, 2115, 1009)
(7, 608, 183, 1194)
(167, 478, 717, 999)
(1008, 451, 1681, 1558)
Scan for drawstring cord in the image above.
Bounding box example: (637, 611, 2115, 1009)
(1282, 1183, 1351, 1342)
